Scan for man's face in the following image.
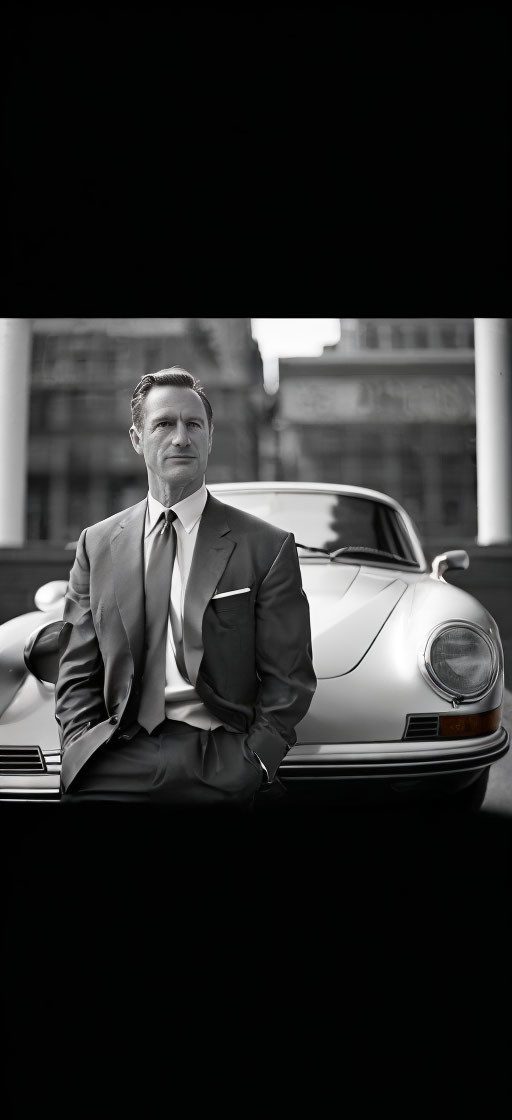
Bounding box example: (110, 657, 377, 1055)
(130, 384, 213, 499)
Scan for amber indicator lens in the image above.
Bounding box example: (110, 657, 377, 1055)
(439, 705, 502, 739)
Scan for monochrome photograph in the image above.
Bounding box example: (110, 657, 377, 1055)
(1, 316, 510, 814)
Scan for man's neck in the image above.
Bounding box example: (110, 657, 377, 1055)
(148, 477, 205, 507)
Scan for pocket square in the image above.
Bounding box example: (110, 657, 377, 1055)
(212, 587, 251, 599)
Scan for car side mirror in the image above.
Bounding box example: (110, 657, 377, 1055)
(431, 550, 470, 581)
(34, 580, 68, 612)
(24, 620, 65, 685)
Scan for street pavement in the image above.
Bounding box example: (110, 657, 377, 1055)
(481, 687, 512, 814)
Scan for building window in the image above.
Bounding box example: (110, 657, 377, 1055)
(439, 324, 456, 348)
(32, 335, 57, 375)
(413, 325, 428, 348)
(29, 392, 48, 432)
(73, 352, 89, 376)
(442, 496, 460, 525)
(364, 322, 379, 348)
(48, 394, 71, 429)
(27, 475, 49, 540)
(145, 346, 161, 373)
(104, 349, 117, 376)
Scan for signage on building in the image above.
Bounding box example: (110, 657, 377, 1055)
(280, 373, 475, 423)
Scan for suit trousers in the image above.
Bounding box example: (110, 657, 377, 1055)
(60, 719, 264, 808)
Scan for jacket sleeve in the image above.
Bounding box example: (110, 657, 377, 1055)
(55, 529, 108, 751)
(246, 533, 317, 782)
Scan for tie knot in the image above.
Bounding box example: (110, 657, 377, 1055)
(160, 509, 177, 533)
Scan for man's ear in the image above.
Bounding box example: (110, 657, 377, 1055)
(129, 425, 144, 456)
(208, 423, 214, 454)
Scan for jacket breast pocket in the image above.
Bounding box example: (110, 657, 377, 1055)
(209, 596, 252, 628)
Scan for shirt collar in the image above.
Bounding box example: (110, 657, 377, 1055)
(145, 482, 208, 537)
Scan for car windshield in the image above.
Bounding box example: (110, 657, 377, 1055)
(214, 490, 420, 566)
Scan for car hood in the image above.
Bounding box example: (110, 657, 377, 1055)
(300, 564, 408, 678)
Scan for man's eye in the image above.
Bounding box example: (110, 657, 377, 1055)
(188, 421, 200, 428)
(156, 421, 169, 428)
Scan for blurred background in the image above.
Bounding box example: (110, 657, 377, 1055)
(0, 316, 510, 682)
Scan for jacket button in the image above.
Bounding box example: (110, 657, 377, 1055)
(109, 715, 118, 724)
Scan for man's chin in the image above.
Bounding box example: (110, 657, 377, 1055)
(162, 462, 201, 488)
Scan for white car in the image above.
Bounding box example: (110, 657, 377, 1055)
(0, 483, 508, 809)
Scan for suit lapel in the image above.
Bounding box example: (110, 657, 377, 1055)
(183, 493, 235, 685)
(110, 500, 147, 675)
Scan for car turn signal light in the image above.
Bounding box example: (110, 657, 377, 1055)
(439, 705, 502, 739)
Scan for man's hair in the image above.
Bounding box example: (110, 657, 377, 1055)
(130, 368, 213, 433)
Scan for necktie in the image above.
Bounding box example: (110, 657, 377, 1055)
(137, 509, 178, 733)
(169, 575, 190, 684)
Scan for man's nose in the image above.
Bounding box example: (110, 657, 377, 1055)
(172, 421, 190, 446)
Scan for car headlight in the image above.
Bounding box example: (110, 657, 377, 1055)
(421, 621, 499, 701)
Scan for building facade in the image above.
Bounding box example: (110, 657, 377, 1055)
(27, 318, 263, 542)
(276, 319, 477, 543)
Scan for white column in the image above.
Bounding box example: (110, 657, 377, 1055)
(474, 318, 512, 544)
(0, 319, 32, 546)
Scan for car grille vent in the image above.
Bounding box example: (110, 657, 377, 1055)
(0, 747, 46, 773)
(404, 715, 440, 741)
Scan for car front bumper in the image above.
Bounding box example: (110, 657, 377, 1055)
(0, 729, 508, 801)
(279, 726, 510, 782)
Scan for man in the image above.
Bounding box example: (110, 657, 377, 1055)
(56, 367, 316, 809)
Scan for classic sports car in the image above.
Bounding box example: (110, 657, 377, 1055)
(0, 482, 508, 808)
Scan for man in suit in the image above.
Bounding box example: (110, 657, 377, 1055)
(55, 367, 316, 808)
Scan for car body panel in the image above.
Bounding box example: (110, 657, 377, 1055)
(301, 567, 408, 677)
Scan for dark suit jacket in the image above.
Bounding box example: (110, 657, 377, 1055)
(55, 491, 317, 791)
